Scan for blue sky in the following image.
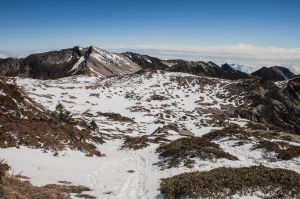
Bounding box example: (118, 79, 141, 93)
(1, 0, 300, 71)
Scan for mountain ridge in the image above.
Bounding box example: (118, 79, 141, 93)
(0, 46, 297, 81)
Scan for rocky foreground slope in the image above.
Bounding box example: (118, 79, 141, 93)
(0, 76, 103, 156)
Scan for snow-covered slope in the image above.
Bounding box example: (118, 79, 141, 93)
(15, 71, 247, 136)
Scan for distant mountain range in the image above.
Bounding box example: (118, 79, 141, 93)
(0, 46, 297, 81)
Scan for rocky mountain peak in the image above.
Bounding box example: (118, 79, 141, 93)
(251, 66, 295, 81)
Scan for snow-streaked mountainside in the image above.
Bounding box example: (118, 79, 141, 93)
(1, 46, 300, 199)
(0, 46, 297, 81)
(0, 46, 141, 79)
(86, 46, 141, 77)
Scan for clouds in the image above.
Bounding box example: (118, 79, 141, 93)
(0, 52, 9, 59)
(112, 44, 300, 74)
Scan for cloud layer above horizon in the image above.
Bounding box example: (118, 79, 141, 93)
(113, 44, 300, 74)
(0, 52, 8, 59)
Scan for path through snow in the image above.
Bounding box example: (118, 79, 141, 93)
(1, 138, 300, 199)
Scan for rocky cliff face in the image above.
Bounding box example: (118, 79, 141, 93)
(0, 58, 24, 76)
(0, 47, 85, 79)
(284, 76, 300, 106)
(251, 66, 295, 81)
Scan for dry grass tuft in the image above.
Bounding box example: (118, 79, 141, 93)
(148, 94, 168, 101)
(0, 162, 93, 199)
(1, 175, 70, 199)
(203, 124, 292, 144)
(253, 140, 300, 160)
(160, 166, 300, 199)
(156, 137, 238, 169)
(121, 135, 150, 150)
(0, 117, 104, 157)
(97, 112, 135, 123)
(42, 184, 91, 194)
(75, 193, 96, 198)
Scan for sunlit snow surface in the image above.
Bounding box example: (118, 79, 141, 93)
(14, 71, 246, 136)
(1, 71, 300, 199)
(2, 139, 300, 199)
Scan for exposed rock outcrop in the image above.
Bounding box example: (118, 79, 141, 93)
(284, 76, 300, 106)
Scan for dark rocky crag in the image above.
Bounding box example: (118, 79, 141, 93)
(221, 63, 250, 79)
(0, 47, 86, 79)
(26, 47, 86, 78)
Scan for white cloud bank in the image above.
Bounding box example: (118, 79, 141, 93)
(0, 52, 9, 59)
(112, 44, 300, 74)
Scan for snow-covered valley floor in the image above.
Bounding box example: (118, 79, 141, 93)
(2, 138, 300, 199)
